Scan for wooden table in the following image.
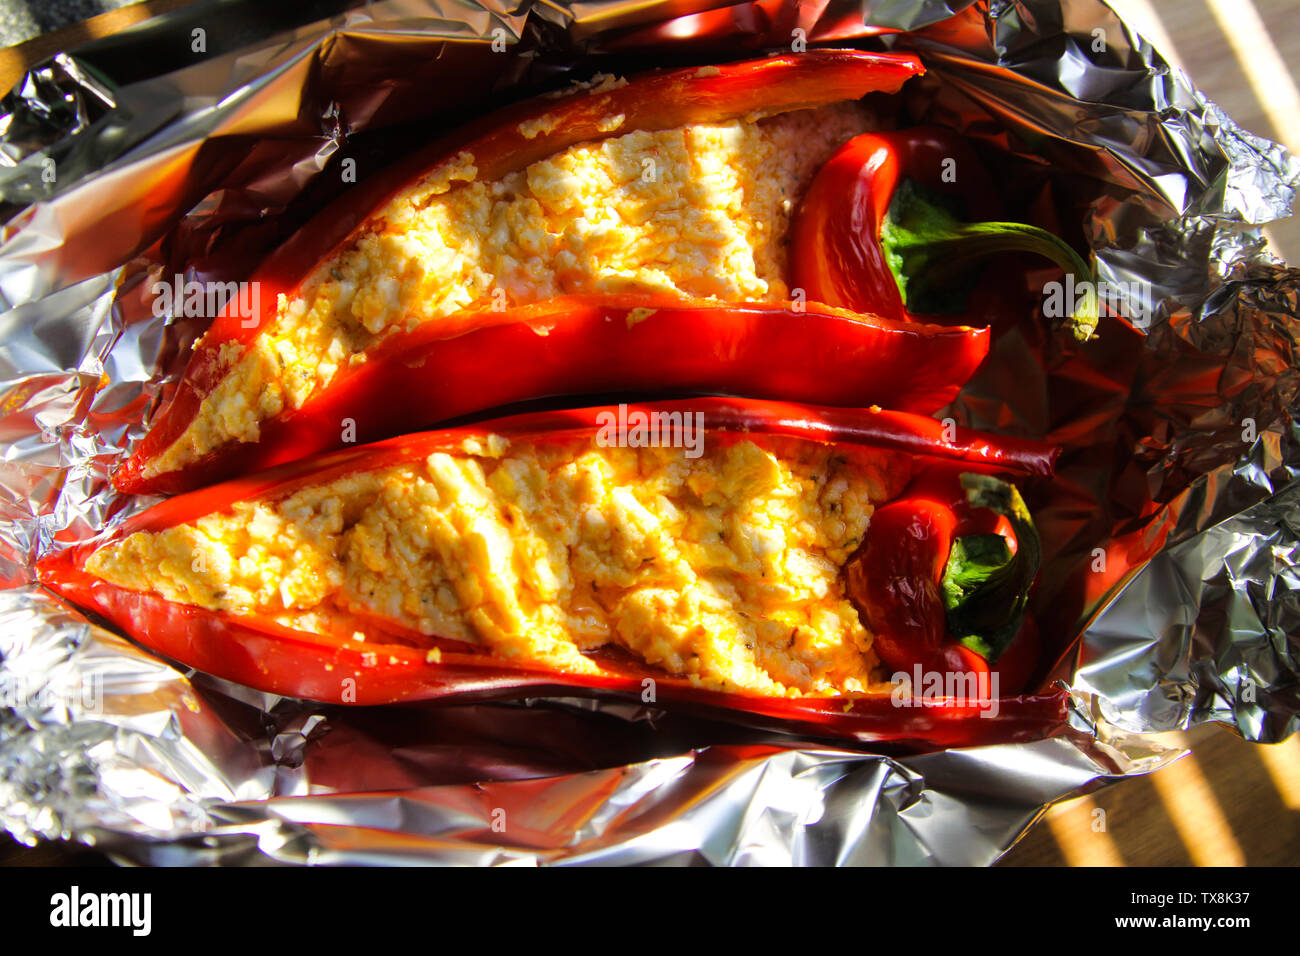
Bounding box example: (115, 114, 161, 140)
(1, 0, 1297, 867)
(1002, 724, 1300, 865)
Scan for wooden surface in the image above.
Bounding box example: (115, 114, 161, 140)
(1002, 724, 1300, 866)
(0, 0, 193, 93)
(0, 0, 1297, 867)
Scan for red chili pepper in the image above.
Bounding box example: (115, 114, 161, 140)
(113, 295, 990, 495)
(41, 398, 1065, 751)
(846, 463, 1044, 695)
(123, 50, 925, 496)
(790, 126, 1099, 339)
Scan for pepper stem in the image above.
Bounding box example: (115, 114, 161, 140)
(881, 179, 1099, 341)
(939, 473, 1042, 664)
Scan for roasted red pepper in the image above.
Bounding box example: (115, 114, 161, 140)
(42, 398, 1065, 751)
(121, 49, 926, 496)
(847, 464, 1044, 697)
(791, 126, 1099, 339)
(114, 295, 990, 496)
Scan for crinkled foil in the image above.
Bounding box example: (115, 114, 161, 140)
(1, 0, 1296, 865)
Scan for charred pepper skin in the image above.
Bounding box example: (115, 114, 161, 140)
(113, 295, 990, 496)
(43, 398, 1065, 750)
(119, 50, 927, 497)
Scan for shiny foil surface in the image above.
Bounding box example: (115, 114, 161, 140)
(0, 0, 1296, 865)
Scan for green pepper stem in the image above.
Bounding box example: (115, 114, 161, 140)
(940, 473, 1042, 664)
(882, 180, 1099, 341)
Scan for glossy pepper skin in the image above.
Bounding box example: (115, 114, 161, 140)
(113, 295, 990, 496)
(119, 49, 926, 497)
(846, 464, 1043, 695)
(790, 126, 1099, 339)
(41, 398, 1065, 751)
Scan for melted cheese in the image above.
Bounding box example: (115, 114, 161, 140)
(93, 434, 910, 697)
(146, 102, 875, 478)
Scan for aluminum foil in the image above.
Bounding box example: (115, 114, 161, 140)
(1, 0, 1296, 865)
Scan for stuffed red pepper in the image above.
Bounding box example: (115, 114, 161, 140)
(119, 50, 928, 495)
(45, 398, 1067, 749)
